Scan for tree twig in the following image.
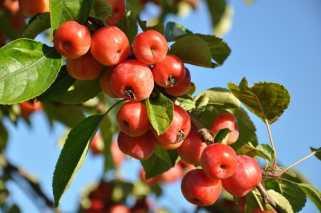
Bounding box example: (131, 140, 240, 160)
(264, 119, 277, 166)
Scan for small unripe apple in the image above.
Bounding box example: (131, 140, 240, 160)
(117, 132, 156, 160)
(117, 101, 150, 137)
(152, 55, 186, 88)
(132, 30, 168, 65)
(19, 0, 49, 16)
(66, 53, 103, 80)
(54, 21, 91, 59)
(177, 128, 207, 165)
(222, 155, 262, 197)
(106, 0, 125, 25)
(110, 60, 154, 101)
(91, 26, 130, 66)
(211, 112, 239, 144)
(156, 105, 191, 150)
(181, 169, 222, 206)
(200, 143, 237, 179)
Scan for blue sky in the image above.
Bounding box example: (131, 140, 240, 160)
(3, 0, 321, 212)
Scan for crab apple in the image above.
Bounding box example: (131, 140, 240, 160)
(117, 101, 149, 137)
(54, 21, 91, 59)
(100, 70, 117, 98)
(117, 132, 156, 160)
(110, 60, 154, 101)
(165, 68, 191, 97)
(211, 112, 239, 144)
(10, 13, 25, 31)
(132, 30, 168, 65)
(200, 143, 237, 179)
(2, 0, 19, 14)
(89, 181, 113, 202)
(66, 53, 102, 80)
(85, 198, 104, 213)
(107, 204, 130, 213)
(90, 134, 104, 155)
(106, 0, 125, 25)
(156, 105, 191, 150)
(19, 101, 42, 118)
(178, 160, 196, 172)
(181, 169, 222, 206)
(177, 129, 207, 165)
(159, 164, 184, 183)
(152, 55, 185, 88)
(139, 169, 161, 186)
(91, 26, 129, 66)
(19, 0, 49, 16)
(222, 155, 262, 197)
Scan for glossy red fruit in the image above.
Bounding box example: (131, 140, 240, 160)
(19, 0, 49, 16)
(181, 169, 222, 206)
(54, 21, 91, 59)
(100, 70, 117, 98)
(156, 105, 191, 150)
(85, 198, 104, 213)
(200, 143, 237, 179)
(110, 60, 154, 101)
(117, 101, 149, 137)
(211, 112, 239, 144)
(106, 0, 125, 25)
(90, 134, 104, 155)
(66, 53, 102, 80)
(165, 68, 191, 97)
(152, 55, 186, 88)
(2, 0, 19, 14)
(132, 30, 168, 65)
(160, 164, 184, 183)
(20, 101, 42, 118)
(222, 155, 262, 197)
(91, 26, 129, 66)
(177, 129, 207, 165)
(178, 160, 196, 172)
(117, 132, 156, 160)
(107, 204, 130, 213)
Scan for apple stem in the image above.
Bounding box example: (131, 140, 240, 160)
(264, 119, 278, 166)
(190, 116, 215, 144)
(276, 150, 317, 176)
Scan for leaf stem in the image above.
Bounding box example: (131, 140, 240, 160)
(104, 99, 125, 115)
(276, 150, 317, 177)
(264, 119, 277, 166)
(257, 183, 277, 209)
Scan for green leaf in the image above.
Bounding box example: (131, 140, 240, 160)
(194, 87, 241, 109)
(238, 143, 274, 161)
(205, 0, 226, 28)
(311, 147, 321, 161)
(90, 0, 112, 23)
(298, 183, 321, 210)
(100, 114, 116, 172)
(165, 21, 192, 41)
(22, 13, 51, 38)
(141, 146, 178, 179)
(52, 114, 104, 206)
(228, 78, 290, 123)
(170, 34, 230, 68)
(214, 128, 230, 143)
(48, 80, 101, 104)
(265, 179, 306, 212)
(0, 39, 62, 104)
(175, 96, 195, 111)
(43, 103, 85, 128)
(267, 190, 294, 213)
(146, 93, 173, 135)
(50, 0, 93, 31)
(0, 122, 9, 152)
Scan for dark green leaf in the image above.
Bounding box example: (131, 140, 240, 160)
(214, 128, 230, 143)
(146, 93, 173, 135)
(205, 0, 226, 28)
(50, 0, 93, 31)
(90, 0, 112, 22)
(165, 21, 192, 41)
(141, 147, 178, 179)
(0, 39, 62, 104)
(311, 147, 321, 161)
(22, 13, 50, 38)
(43, 103, 84, 128)
(52, 114, 104, 206)
(0, 122, 9, 152)
(175, 96, 195, 111)
(298, 183, 321, 210)
(238, 143, 274, 161)
(228, 78, 290, 123)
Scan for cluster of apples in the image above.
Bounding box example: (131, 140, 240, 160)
(83, 181, 151, 213)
